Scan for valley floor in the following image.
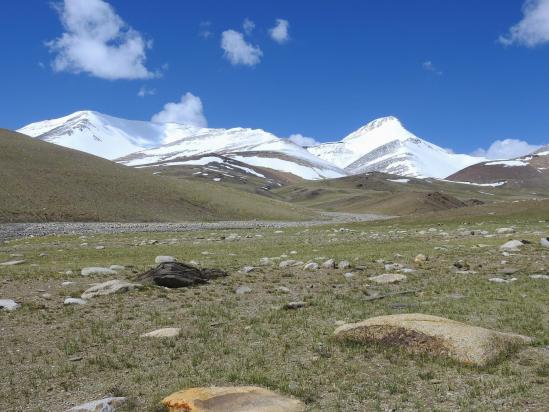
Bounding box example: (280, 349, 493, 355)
(1, 210, 548, 411)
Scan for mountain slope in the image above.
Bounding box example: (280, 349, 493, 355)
(447, 149, 549, 188)
(308, 116, 484, 178)
(0, 129, 314, 222)
(18, 111, 346, 180)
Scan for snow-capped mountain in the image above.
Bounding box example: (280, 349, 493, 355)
(18, 111, 345, 180)
(308, 116, 484, 178)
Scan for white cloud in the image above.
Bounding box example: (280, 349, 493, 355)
(221, 29, 262, 66)
(199, 21, 212, 39)
(47, 0, 154, 80)
(269, 19, 290, 44)
(151, 93, 207, 127)
(422, 61, 442, 75)
(137, 85, 156, 97)
(288, 133, 319, 147)
(472, 139, 542, 159)
(243, 18, 255, 35)
(499, 0, 549, 47)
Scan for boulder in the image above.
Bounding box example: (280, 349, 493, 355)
(303, 262, 319, 271)
(162, 386, 305, 412)
(67, 397, 127, 412)
(81, 280, 142, 299)
(141, 327, 180, 338)
(81, 267, 117, 276)
(138, 262, 227, 289)
(500, 240, 525, 252)
(334, 313, 532, 366)
(338, 260, 351, 270)
(368, 274, 407, 284)
(64, 298, 87, 305)
(155, 256, 177, 264)
(0, 299, 20, 311)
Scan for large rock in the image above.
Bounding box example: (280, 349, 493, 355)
(368, 274, 407, 284)
(334, 313, 532, 366)
(81, 267, 117, 276)
(0, 299, 20, 311)
(138, 262, 226, 288)
(162, 386, 305, 412)
(499, 240, 525, 252)
(81, 280, 142, 299)
(67, 397, 127, 411)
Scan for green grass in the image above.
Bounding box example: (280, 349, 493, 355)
(0, 212, 548, 410)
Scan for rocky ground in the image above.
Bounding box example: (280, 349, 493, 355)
(0, 214, 548, 411)
(0, 212, 389, 241)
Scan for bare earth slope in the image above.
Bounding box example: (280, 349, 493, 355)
(0, 129, 312, 222)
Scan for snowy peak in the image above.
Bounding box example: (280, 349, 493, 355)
(308, 116, 484, 178)
(17, 111, 346, 180)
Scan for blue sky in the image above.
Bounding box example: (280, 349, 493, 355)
(1, 0, 549, 156)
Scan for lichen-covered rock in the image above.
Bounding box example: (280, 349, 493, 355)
(334, 313, 532, 366)
(162, 386, 305, 412)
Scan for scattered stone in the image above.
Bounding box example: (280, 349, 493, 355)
(259, 257, 272, 266)
(275, 286, 290, 293)
(235, 285, 252, 295)
(240, 266, 255, 274)
(0, 260, 26, 266)
(64, 298, 87, 305)
(67, 397, 127, 412)
(95, 246, 105, 250)
(368, 273, 407, 284)
(68, 356, 83, 362)
(65, 270, 74, 276)
(39, 253, 48, 257)
(344, 272, 354, 279)
(529, 274, 549, 280)
(334, 313, 532, 366)
(499, 268, 519, 275)
(81, 280, 142, 299)
(488, 277, 517, 284)
(0, 299, 20, 311)
(81, 267, 117, 276)
(541, 237, 549, 248)
(162, 386, 305, 412)
(279, 260, 297, 268)
(41, 293, 52, 300)
(496, 227, 515, 235)
(284, 301, 307, 310)
(338, 260, 351, 270)
(62, 281, 75, 286)
(109, 265, 125, 271)
(500, 240, 525, 252)
(414, 254, 428, 263)
(453, 260, 470, 271)
(448, 292, 466, 300)
(141, 327, 181, 338)
(138, 262, 227, 288)
(155, 256, 177, 264)
(322, 259, 335, 269)
(303, 262, 319, 271)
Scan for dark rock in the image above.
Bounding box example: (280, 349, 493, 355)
(137, 262, 227, 288)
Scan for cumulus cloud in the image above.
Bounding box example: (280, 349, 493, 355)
(221, 29, 262, 66)
(243, 18, 255, 35)
(422, 60, 442, 75)
(472, 139, 542, 159)
(499, 0, 549, 47)
(269, 19, 290, 44)
(151, 93, 207, 127)
(137, 85, 156, 97)
(47, 0, 155, 80)
(288, 134, 319, 147)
